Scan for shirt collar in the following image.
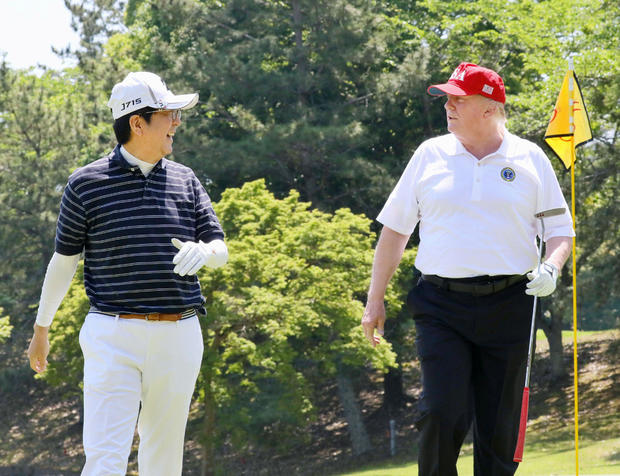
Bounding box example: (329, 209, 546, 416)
(111, 144, 167, 171)
(120, 145, 160, 171)
(490, 128, 513, 159)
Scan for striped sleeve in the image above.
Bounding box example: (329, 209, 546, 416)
(192, 175, 224, 243)
(55, 181, 87, 256)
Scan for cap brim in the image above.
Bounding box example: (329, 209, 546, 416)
(164, 92, 199, 111)
(427, 83, 469, 97)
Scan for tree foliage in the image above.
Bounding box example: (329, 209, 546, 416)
(43, 180, 406, 469)
(72, 0, 618, 335)
(397, 0, 620, 374)
(0, 65, 112, 317)
(105, 0, 431, 217)
(0, 0, 618, 469)
(43, 265, 89, 394)
(0, 309, 12, 344)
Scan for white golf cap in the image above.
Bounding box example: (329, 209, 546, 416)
(107, 71, 199, 119)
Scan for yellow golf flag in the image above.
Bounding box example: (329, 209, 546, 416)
(544, 69, 592, 168)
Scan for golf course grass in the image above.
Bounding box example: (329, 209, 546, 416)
(339, 437, 620, 475)
(340, 329, 620, 476)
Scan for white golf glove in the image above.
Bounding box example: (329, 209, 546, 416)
(526, 262, 558, 297)
(171, 238, 228, 276)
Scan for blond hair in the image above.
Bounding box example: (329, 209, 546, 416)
(486, 97, 506, 124)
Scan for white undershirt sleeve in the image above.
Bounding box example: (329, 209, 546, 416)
(35, 252, 81, 327)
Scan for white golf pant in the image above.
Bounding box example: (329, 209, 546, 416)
(79, 312, 203, 476)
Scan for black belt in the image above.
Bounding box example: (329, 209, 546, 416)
(421, 274, 527, 296)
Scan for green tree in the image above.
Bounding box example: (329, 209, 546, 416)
(0, 65, 110, 319)
(196, 180, 404, 472)
(0, 308, 12, 344)
(61, 0, 619, 390)
(43, 180, 403, 474)
(43, 265, 89, 396)
(98, 0, 431, 218)
(62, 0, 129, 117)
(404, 0, 620, 378)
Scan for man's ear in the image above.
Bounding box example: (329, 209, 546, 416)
(129, 115, 144, 136)
(484, 101, 497, 117)
(483, 102, 498, 118)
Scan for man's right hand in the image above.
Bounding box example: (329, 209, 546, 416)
(361, 300, 386, 348)
(27, 324, 50, 374)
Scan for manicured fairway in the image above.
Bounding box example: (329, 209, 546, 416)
(338, 437, 620, 475)
(339, 329, 619, 476)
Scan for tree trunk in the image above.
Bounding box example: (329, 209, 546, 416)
(290, 0, 309, 104)
(336, 368, 372, 456)
(200, 333, 224, 476)
(537, 305, 567, 380)
(201, 373, 217, 476)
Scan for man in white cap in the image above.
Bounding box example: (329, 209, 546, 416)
(361, 63, 574, 475)
(27, 72, 228, 475)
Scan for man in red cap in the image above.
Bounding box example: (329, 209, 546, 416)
(362, 63, 574, 475)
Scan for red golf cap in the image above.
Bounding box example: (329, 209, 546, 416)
(427, 62, 506, 104)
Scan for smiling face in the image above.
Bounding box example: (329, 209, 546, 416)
(143, 110, 181, 159)
(126, 109, 182, 163)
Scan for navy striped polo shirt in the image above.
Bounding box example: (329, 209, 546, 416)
(55, 145, 224, 314)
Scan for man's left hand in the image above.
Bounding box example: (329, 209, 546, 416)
(171, 238, 222, 276)
(526, 262, 558, 297)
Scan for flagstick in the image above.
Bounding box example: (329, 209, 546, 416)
(568, 56, 580, 476)
(570, 142, 579, 476)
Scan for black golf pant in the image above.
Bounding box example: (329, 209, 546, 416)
(407, 276, 533, 476)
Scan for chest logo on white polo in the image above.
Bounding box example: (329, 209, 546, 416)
(500, 167, 516, 182)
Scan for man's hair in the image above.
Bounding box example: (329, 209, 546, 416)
(112, 106, 158, 144)
(487, 98, 506, 123)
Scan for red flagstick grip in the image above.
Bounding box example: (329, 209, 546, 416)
(513, 387, 530, 462)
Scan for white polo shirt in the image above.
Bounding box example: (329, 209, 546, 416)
(377, 130, 574, 278)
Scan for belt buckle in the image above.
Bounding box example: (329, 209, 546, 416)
(145, 313, 160, 321)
